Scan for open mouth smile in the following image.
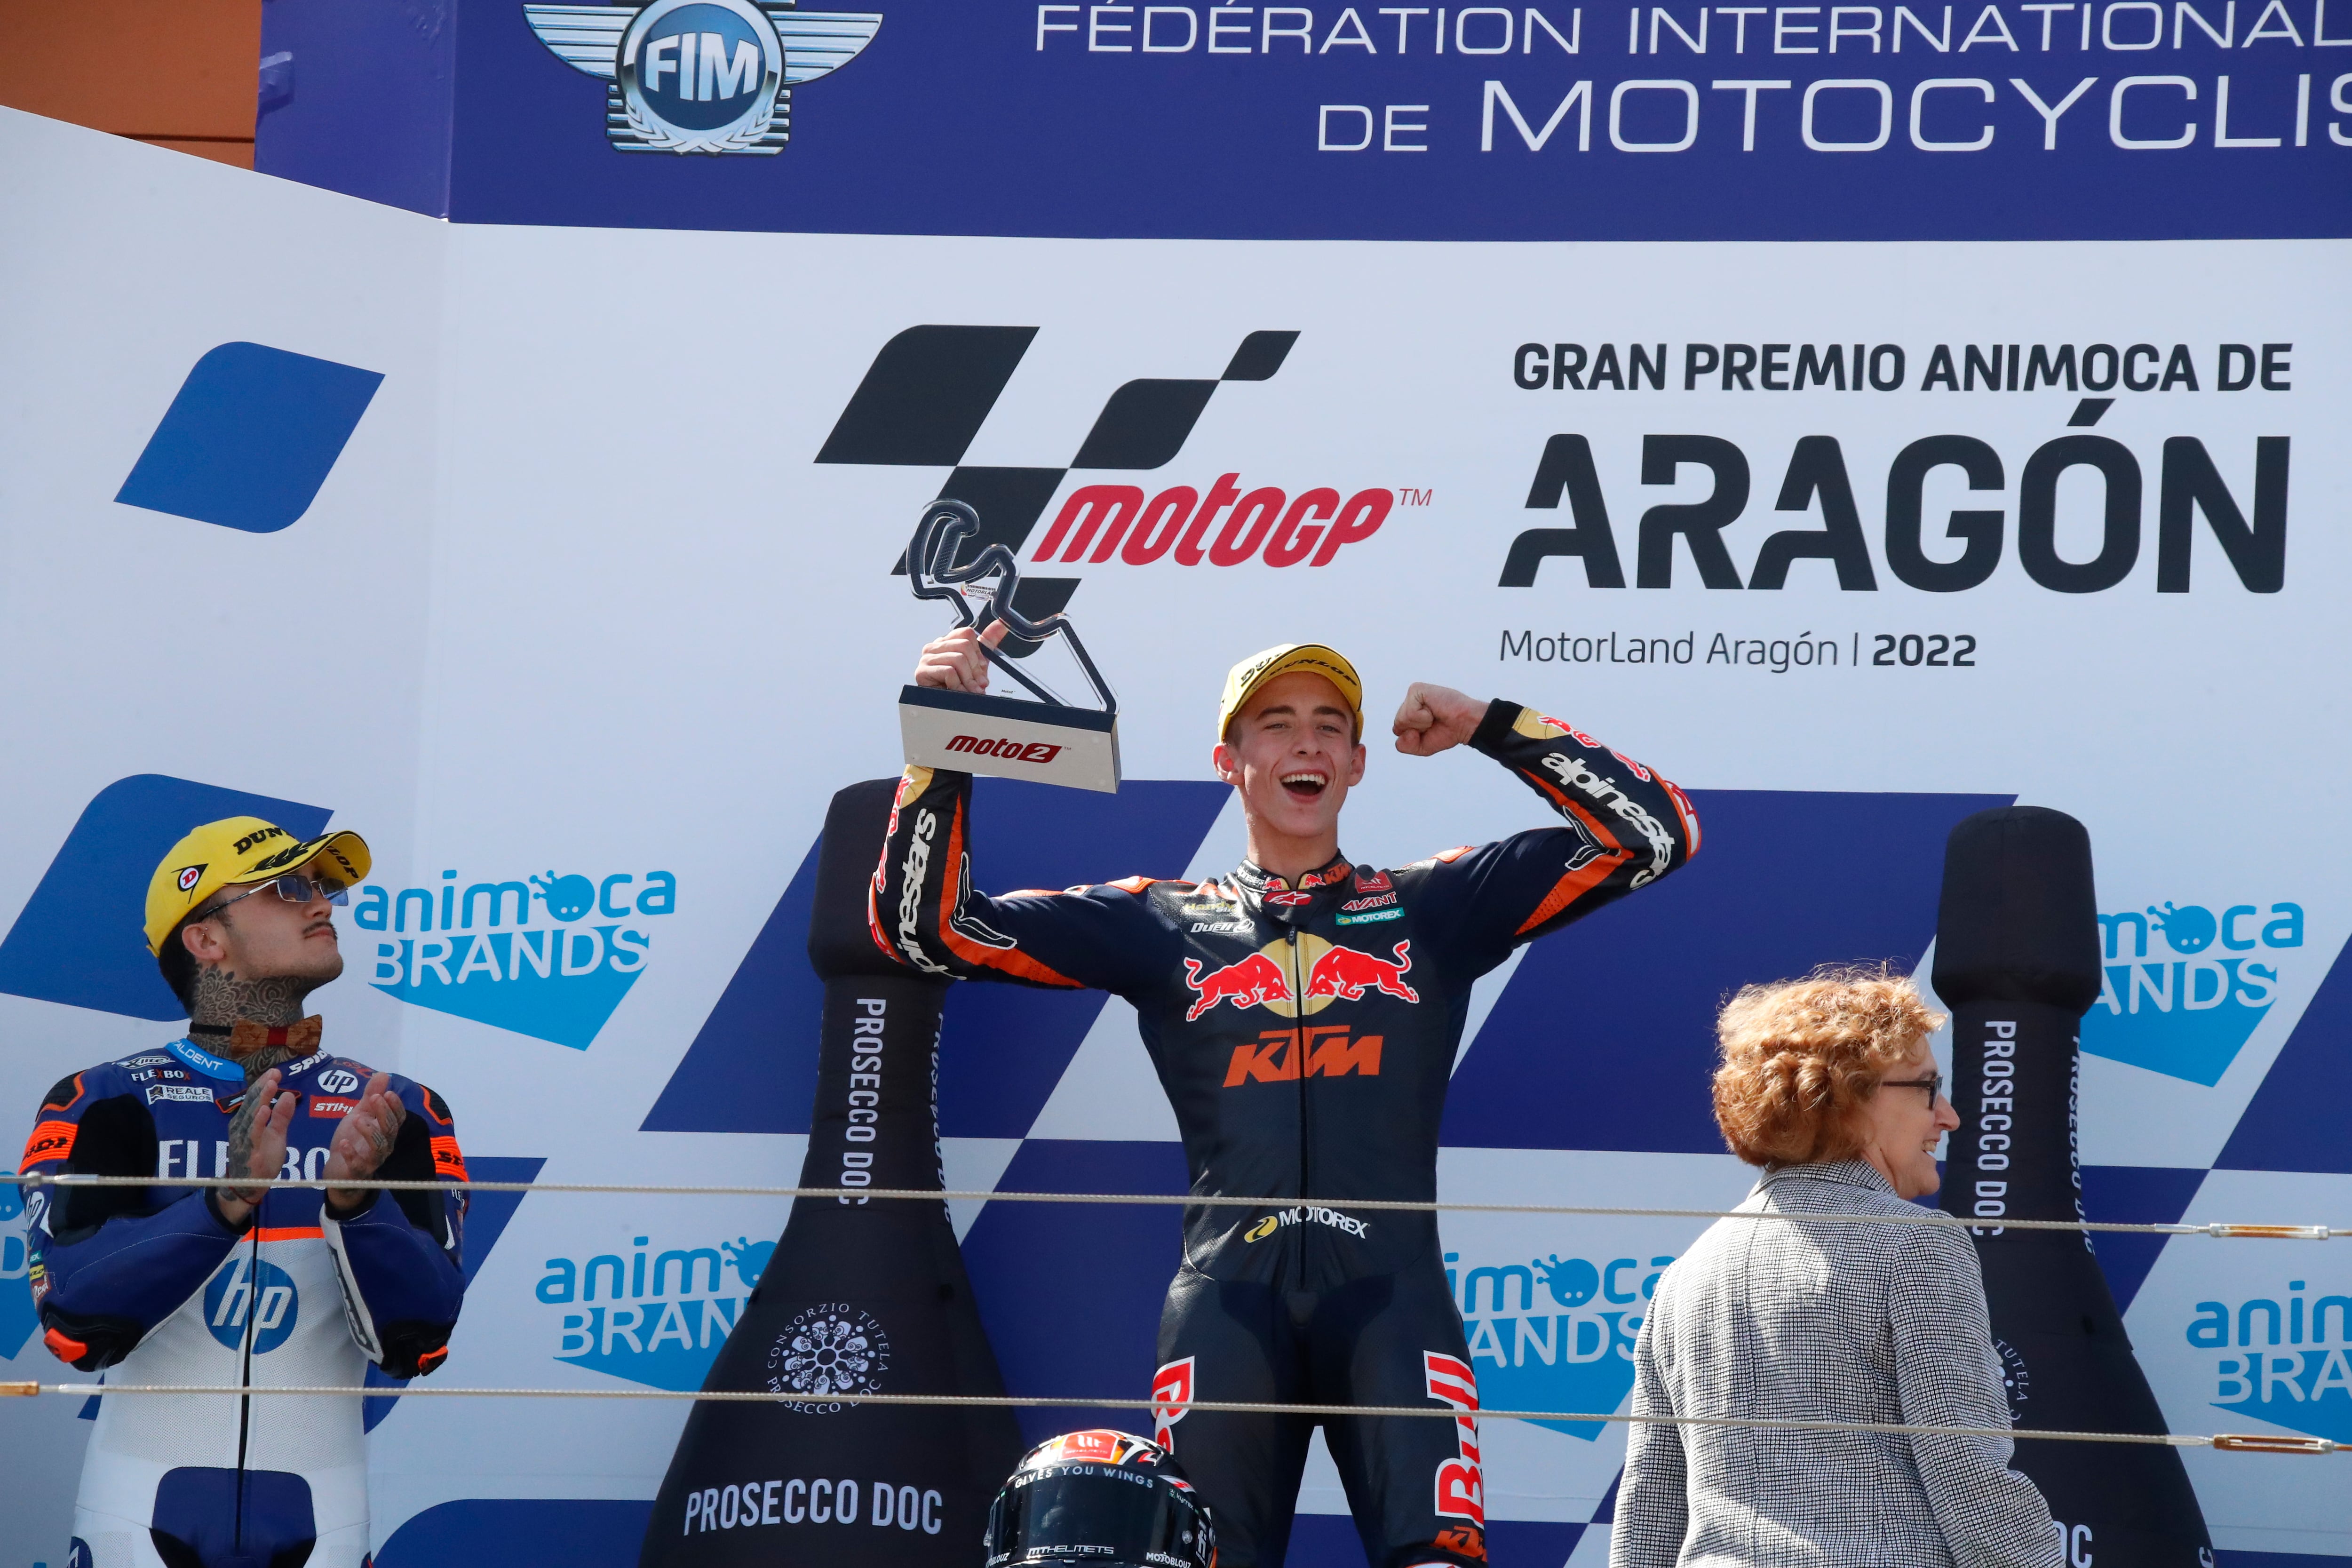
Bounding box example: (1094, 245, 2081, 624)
(1279, 770, 1329, 802)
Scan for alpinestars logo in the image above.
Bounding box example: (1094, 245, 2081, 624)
(524, 0, 880, 156)
(816, 326, 1407, 642)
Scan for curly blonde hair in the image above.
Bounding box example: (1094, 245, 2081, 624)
(1711, 965, 1946, 1166)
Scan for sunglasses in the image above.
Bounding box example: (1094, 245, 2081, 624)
(194, 873, 351, 922)
(1880, 1072, 1943, 1106)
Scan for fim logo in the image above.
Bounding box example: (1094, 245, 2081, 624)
(2192, 1277, 2352, 1443)
(543, 1234, 772, 1391)
(524, 0, 881, 155)
(2082, 899, 2303, 1086)
(1447, 1246, 1677, 1439)
(359, 866, 676, 1050)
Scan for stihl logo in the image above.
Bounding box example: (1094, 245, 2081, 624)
(1224, 1026, 1383, 1086)
(1032, 478, 1394, 569)
(943, 735, 1065, 764)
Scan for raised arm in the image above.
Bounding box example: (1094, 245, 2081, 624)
(1892, 1231, 2064, 1568)
(1396, 688, 1700, 975)
(869, 624, 1176, 996)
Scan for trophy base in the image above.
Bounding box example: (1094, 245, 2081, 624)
(898, 686, 1121, 793)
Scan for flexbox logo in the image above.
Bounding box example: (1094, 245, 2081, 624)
(540, 1233, 771, 1390)
(2082, 897, 2302, 1086)
(2189, 1275, 2352, 1443)
(358, 867, 677, 1049)
(524, 0, 880, 155)
(1445, 1242, 1677, 1439)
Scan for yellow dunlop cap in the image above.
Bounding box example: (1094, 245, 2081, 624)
(1216, 644, 1365, 742)
(143, 817, 372, 957)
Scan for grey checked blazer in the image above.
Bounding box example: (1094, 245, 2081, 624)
(1611, 1161, 2062, 1568)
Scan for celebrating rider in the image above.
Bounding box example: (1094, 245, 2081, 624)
(21, 817, 467, 1568)
(874, 632, 1699, 1568)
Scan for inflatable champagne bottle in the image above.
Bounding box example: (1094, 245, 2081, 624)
(640, 780, 1026, 1566)
(1933, 806, 2211, 1568)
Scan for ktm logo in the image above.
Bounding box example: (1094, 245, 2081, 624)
(1224, 1026, 1383, 1086)
(943, 735, 1065, 764)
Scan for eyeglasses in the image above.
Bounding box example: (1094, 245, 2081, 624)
(193, 873, 350, 922)
(1881, 1072, 1943, 1106)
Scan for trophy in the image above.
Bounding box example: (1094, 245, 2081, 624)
(898, 499, 1121, 793)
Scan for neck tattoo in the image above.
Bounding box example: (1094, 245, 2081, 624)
(190, 967, 316, 1044)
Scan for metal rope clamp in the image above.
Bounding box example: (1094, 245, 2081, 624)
(899, 499, 1121, 793)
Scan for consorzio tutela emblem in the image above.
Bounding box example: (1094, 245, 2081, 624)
(523, 0, 881, 155)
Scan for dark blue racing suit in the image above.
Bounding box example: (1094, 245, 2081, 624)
(873, 700, 1699, 1568)
(22, 1030, 467, 1568)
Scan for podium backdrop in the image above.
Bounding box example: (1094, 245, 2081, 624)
(0, 8, 2345, 1555)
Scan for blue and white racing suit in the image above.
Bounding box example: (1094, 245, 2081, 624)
(21, 1031, 467, 1568)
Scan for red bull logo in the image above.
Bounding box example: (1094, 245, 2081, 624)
(1424, 1352, 1486, 1528)
(1152, 1356, 1196, 1450)
(1182, 952, 1293, 1021)
(1306, 940, 1419, 1004)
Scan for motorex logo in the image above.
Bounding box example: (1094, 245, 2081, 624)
(2082, 898, 2303, 1086)
(537, 1233, 772, 1390)
(2190, 1275, 2352, 1443)
(1446, 1242, 1677, 1438)
(358, 866, 676, 1049)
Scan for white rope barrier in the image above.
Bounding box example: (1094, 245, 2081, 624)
(0, 1381, 2333, 1454)
(3, 1171, 2336, 1240)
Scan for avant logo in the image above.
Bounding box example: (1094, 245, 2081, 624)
(524, 0, 881, 156)
(2082, 898, 2302, 1086)
(358, 866, 677, 1050)
(543, 1233, 771, 1391)
(1446, 1244, 1677, 1439)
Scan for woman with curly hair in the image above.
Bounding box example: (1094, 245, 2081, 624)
(1611, 966, 2061, 1568)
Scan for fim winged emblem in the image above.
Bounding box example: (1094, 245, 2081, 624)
(524, 0, 880, 155)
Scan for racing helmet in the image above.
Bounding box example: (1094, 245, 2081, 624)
(983, 1430, 1216, 1568)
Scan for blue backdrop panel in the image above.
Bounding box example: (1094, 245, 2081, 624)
(644, 777, 1228, 1136)
(958, 1138, 1191, 1446)
(1443, 787, 2011, 1153)
(0, 775, 334, 1022)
